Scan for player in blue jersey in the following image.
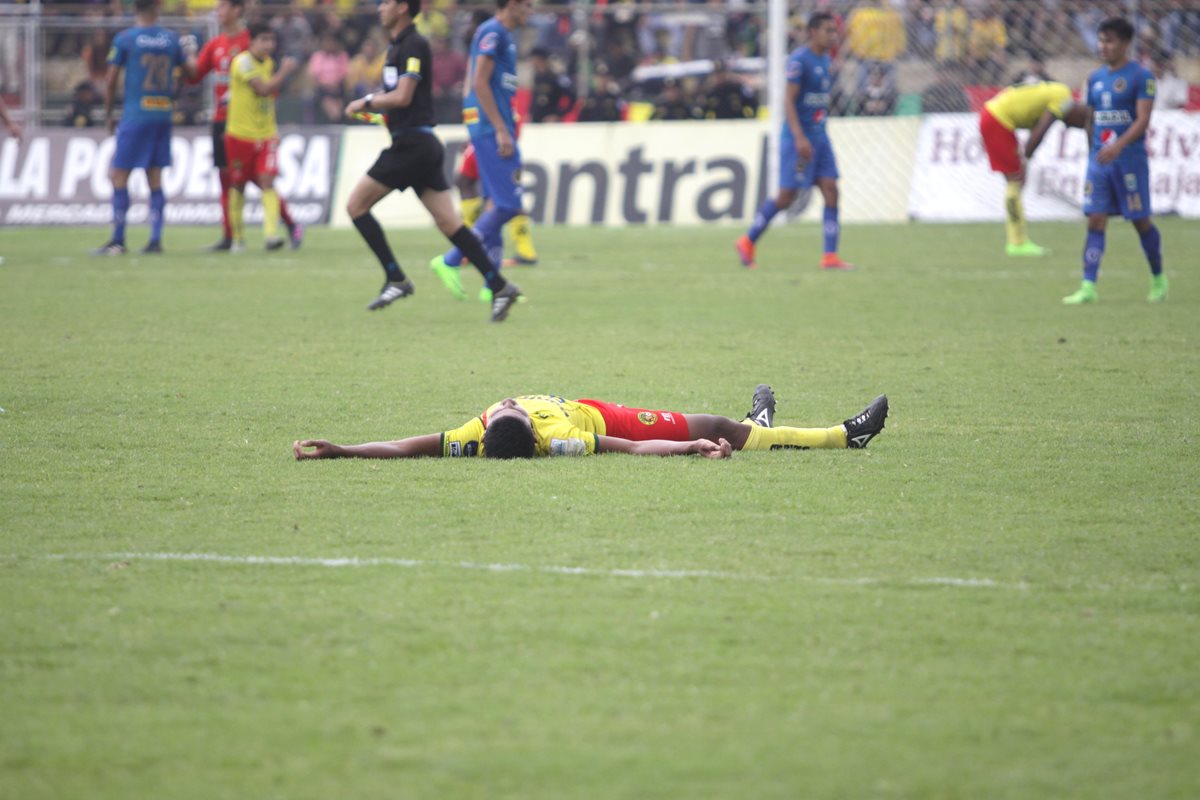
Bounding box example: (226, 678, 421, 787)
(429, 0, 533, 302)
(94, 0, 196, 256)
(1065, 17, 1167, 305)
(736, 12, 853, 272)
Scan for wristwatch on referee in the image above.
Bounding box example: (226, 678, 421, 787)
(363, 93, 375, 109)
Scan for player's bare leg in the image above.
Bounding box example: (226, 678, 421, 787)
(347, 174, 414, 310)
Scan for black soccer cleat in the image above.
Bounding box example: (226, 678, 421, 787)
(490, 281, 522, 322)
(745, 383, 776, 427)
(366, 279, 415, 311)
(265, 237, 286, 251)
(843, 394, 888, 449)
(140, 241, 163, 255)
(205, 238, 233, 252)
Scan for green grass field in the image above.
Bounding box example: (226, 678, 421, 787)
(2, 219, 1198, 799)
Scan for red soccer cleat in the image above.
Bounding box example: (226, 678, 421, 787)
(820, 253, 855, 270)
(735, 235, 756, 269)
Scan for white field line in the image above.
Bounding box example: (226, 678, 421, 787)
(22, 552, 1030, 589)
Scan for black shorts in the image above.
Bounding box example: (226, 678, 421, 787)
(367, 131, 449, 194)
(211, 120, 227, 169)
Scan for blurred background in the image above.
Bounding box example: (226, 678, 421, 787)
(2, 0, 1198, 130)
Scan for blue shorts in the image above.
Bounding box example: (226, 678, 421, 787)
(780, 133, 838, 191)
(1083, 157, 1151, 220)
(113, 120, 173, 171)
(468, 129, 522, 213)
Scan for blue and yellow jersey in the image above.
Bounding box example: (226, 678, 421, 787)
(441, 396, 606, 457)
(1087, 62, 1155, 161)
(108, 25, 185, 123)
(984, 81, 1073, 131)
(227, 51, 278, 141)
(462, 17, 517, 136)
(784, 47, 832, 139)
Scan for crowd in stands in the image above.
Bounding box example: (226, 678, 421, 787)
(7, 0, 1197, 127)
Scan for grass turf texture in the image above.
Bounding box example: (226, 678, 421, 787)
(2, 220, 1198, 799)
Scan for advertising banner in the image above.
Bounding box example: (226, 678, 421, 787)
(0, 126, 341, 226)
(331, 117, 918, 229)
(909, 110, 1200, 221)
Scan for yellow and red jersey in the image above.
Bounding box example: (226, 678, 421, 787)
(227, 50, 278, 141)
(191, 28, 251, 123)
(984, 81, 1073, 132)
(441, 395, 605, 457)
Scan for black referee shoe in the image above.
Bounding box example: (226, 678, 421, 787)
(490, 282, 522, 322)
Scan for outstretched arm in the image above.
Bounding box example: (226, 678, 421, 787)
(293, 433, 442, 460)
(596, 435, 733, 459)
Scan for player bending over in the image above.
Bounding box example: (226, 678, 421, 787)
(981, 77, 1087, 257)
(294, 385, 889, 460)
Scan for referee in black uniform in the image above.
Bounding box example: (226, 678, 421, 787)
(344, 0, 521, 322)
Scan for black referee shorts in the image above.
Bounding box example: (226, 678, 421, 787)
(367, 130, 450, 194)
(211, 120, 227, 169)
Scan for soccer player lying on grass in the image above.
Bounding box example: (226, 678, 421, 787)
(293, 386, 888, 460)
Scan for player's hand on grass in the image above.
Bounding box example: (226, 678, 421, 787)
(294, 439, 339, 460)
(692, 438, 733, 459)
(496, 128, 514, 158)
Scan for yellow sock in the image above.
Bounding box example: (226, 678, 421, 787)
(461, 196, 483, 227)
(262, 188, 280, 241)
(228, 186, 245, 244)
(1004, 181, 1026, 246)
(740, 422, 847, 451)
(511, 214, 537, 261)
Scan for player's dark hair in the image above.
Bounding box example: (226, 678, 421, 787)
(226, 0, 245, 9)
(402, 0, 422, 17)
(248, 22, 273, 41)
(134, 0, 157, 13)
(808, 12, 834, 31)
(482, 416, 536, 460)
(1098, 17, 1134, 42)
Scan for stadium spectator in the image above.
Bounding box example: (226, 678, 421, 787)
(308, 32, 349, 123)
(80, 29, 111, 88)
(63, 80, 99, 127)
(1149, 52, 1189, 112)
(292, 388, 890, 461)
(270, 3, 315, 67)
(345, 32, 385, 99)
(967, 3, 1007, 85)
(652, 78, 701, 121)
(0, 96, 21, 139)
(683, 0, 734, 63)
(845, 0, 905, 93)
(529, 46, 575, 123)
(933, 0, 968, 64)
(854, 64, 897, 116)
(430, 34, 467, 124)
(576, 64, 626, 123)
(920, 62, 970, 112)
(638, 9, 685, 63)
(700, 59, 758, 120)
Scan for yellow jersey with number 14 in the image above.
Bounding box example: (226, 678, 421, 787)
(226, 51, 277, 141)
(440, 396, 607, 457)
(984, 81, 1073, 132)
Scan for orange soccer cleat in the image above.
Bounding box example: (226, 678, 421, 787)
(735, 235, 756, 269)
(820, 253, 855, 270)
